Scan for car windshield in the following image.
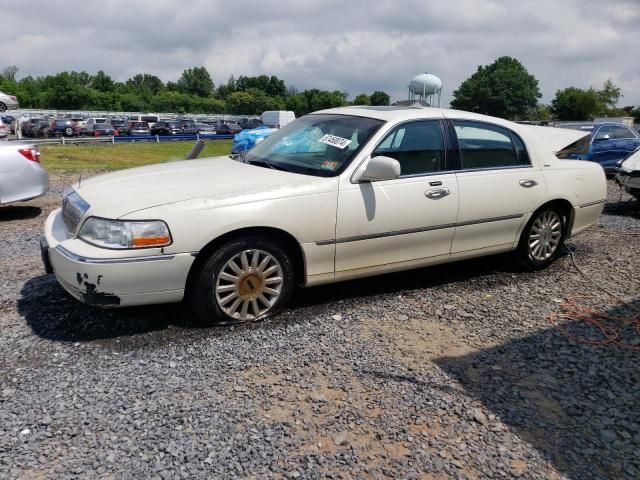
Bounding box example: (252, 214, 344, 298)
(244, 114, 384, 177)
(95, 124, 109, 128)
(132, 122, 147, 128)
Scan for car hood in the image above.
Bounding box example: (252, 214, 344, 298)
(620, 149, 640, 173)
(74, 156, 322, 218)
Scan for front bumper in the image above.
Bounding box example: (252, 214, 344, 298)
(42, 209, 194, 307)
(616, 170, 640, 192)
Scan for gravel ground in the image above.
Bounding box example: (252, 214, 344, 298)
(1, 175, 639, 479)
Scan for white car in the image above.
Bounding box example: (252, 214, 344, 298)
(41, 107, 606, 324)
(1, 143, 49, 204)
(0, 90, 19, 112)
(615, 147, 640, 199)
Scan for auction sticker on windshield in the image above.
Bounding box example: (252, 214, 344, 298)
(319, 134, 352, 149)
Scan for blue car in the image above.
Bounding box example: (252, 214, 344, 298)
(556, 122, 640, 174)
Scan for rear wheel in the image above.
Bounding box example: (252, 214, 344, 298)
(517, 207, 565, 270)
(0, 103, 6, 112)
(188, 236, 295, 325)
(64, 127, 74, 137)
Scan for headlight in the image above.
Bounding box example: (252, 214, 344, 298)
(78, 217, 172, 249)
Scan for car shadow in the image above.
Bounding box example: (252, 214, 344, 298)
(291, 252, 533, 310)
(17, 275, 207, 345)
(0, 205, 42, 221)
(434, 298, 640, 480)
(19, 252, 530, 345)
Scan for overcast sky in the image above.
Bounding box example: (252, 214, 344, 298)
(2, 0, 639, 106)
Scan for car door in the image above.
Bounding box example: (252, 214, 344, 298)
(335, 119, 459, 274)
(611, 125, 640, 160)
(447, 119, 546, 255)
(590, 125, 617, 168)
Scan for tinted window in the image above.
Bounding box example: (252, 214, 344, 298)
(452, 121, 528, 169)
(594, 125, 613, 140)
(612, 126, 636, 139)
(373, 120, 444, 175)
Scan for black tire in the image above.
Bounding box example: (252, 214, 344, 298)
(516, 206, 566, 270)
(0, 103, 6, 112)
(188, 236, 295, 325)
(64, 127, 74, 137)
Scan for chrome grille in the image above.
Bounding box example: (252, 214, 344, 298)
(62, 191, 90, 233)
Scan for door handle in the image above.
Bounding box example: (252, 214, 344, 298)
(425, 187, 451, 199)
(519, 179, 538, 188)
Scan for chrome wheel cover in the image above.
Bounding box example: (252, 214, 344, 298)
(214, 249, 284, 321)
(528, 210, 562, 261)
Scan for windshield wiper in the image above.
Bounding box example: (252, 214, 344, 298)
(247, 159, 290, 172)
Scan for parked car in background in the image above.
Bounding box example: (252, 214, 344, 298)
(42, 106, 605, 324)
(151, 121, 182, 135)
(216, 122, 242, 135)
(128, 114, 159, 128)
(2, 115, 16, 134)
(88, 123, 118, 136)
(0, 91, 19, 112)
(0, 117, 7, 139)
(124, 121, 151, 136)
(239, 117, 264, 130)
(615, 147, 640, 200)
(195, 123, 216, 135)
(22, 119, 51, 138)
(260, 111, 295, 128)
(555, 122, 640, 174)
(109, 118, 127, 134)
(50, 119, 80, 137)
(83, 118, 109, 135)
(0, 143, 49, 204)
(179, 119, 198, 133)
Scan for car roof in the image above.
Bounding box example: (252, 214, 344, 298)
(314, 105, 527, 130)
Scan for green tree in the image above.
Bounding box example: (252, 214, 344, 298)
(597, 78, 621, 110)
(2, 65, 18, 82)
(550, 87, 604, 120)
(226, 91, 259, 115)
(353, 94, 370, 105)
(370, 91, 390, 106)
(92, 70, 115, 93)
(450, 56, 541, 119)
(177, 66, 214, 97)
(126, 74, 165, 97)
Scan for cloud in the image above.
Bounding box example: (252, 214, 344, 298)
(2, 0, 639, 105)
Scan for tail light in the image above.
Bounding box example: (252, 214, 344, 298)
(9, 96, 17, 101)
(18, 148, 41, 163)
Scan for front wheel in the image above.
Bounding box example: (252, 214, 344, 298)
(517, 207, 565, 270)
(188, 236, 295, 324)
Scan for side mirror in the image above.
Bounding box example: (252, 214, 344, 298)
(353, 155, 401, 182)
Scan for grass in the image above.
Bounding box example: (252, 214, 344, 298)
(40, 140, 233, 172)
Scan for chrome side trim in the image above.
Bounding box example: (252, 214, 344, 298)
(577, 199, 606, 208)
(315, 213, 525, 245)
(55, 245, 175, 264)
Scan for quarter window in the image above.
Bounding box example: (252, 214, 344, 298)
(452, 121, 529, 169)
(373, 120, 444, 175)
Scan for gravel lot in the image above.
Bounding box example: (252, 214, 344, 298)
(1, 175, 639, 479)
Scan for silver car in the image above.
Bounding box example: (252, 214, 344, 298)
(0, 143, 49, 204)
(0, 90, 19, 112)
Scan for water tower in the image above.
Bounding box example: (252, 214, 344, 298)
(408, 73, 442, 107)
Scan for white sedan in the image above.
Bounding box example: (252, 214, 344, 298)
(41, 107, 606, 324)
(0, 143, 49, 204)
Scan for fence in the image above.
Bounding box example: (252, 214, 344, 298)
(5, 133, 234, 146)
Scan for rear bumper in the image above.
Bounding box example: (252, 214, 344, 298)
(42, 209, 194, 307)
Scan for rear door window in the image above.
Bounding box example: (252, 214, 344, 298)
(612, 126, 636, 139)
(452, 120, 529, 169)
